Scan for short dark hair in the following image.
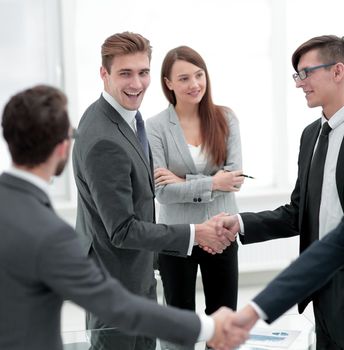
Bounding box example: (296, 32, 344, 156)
(1, 85, 69, 167)
(292, 35, 344, 71)
(101, 31, 152, 73)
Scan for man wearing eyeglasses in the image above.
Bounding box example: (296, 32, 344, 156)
(223, 35, 344, 349)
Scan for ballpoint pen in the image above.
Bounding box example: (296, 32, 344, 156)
(241, 174, 255, 179)
(224, 170, 255, 179)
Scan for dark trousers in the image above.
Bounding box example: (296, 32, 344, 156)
(86, 249, 156, 350)
(312, 268, 344, 350)
(159, 242, 238, 315)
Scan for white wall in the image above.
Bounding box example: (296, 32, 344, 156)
(1, 0, 344, 272)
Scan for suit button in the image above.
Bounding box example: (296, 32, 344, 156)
(193, 198, 197, 202)
(197, 198, 202, 202)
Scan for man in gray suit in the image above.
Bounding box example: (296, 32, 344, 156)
(72, 32, 236, 350)
(0, 85, 248, 350)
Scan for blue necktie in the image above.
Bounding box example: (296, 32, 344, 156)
(306, 121, 332, 242)
(135, 111, 149, 160)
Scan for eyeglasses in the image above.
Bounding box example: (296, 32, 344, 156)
(66, 127, 78, 140)
(292, 62, 336, 82)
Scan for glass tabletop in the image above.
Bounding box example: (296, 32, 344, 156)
(238, 313, 315, 350)
(62, 328, 163, 350)
(62, 313, 314, 350)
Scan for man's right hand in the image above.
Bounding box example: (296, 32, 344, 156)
(198, 214, 240, 254)
(223, 214, 240, 236)
(207, 307, 249, 350)
(195, 215, 237, 254)
(232, 305, 260, 331)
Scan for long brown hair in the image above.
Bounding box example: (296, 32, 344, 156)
(161, 46, 229, 166)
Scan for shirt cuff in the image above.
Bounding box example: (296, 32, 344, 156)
(197, 313, 215, 342)
(187, 224, 195, 256)
(237, 214, 244, 234)
(249, 301, 268, 320)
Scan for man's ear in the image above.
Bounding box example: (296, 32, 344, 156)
(100, 66, 108, 80)
(334, 62, 344, 81)
(54, 140, 69, 159)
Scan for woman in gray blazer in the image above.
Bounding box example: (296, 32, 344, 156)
(146, 46, 244, 350)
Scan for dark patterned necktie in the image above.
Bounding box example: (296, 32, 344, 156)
(135, 111, 149, 160)
(306, 121, 332, 242)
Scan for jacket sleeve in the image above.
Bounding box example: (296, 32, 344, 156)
(253, 218, 344, 323)
(147, 110, 243, 205)
(37, 225, 200, 345)
(82, 137, 190, 256)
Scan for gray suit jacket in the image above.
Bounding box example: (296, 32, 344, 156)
(254, 217, 344, 323)
(72, 96, 190, 298)
(0, 173, 200, 350)
(146, 104, 242, 224)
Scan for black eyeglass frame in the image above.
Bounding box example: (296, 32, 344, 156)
(292, 62, 337, 82)
(64, 127, 78, 141)
(70, 127, 78, 140)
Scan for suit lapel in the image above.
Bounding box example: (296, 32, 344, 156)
(98, 96, 154, 189)
(0, 173, 52, 209)
(299, 120, 321, 222)
(168, 106, 197, 174)
(336, 137, 344, 211)
(300, 118, 344, 228)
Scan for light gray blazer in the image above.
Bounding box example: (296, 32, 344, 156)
(146, 104, 242, 225)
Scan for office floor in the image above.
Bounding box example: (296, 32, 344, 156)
(61, 273, 315, 350)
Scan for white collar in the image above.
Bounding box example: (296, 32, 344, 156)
(322, 105, 344, 130)
(102, 91, 137, 127)
(6, 166, 49, 195)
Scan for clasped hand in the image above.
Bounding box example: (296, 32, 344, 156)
(196, 214, 240, 255)
(195, 213, 238, 254)
(207, 305, 260, 350)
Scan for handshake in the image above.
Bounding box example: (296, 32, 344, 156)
(206, 304, 259, 350)
(195, 214, 240, 254)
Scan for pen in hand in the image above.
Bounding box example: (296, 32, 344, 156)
(240, 174, 255, 179)
(224, 169, 255, 179)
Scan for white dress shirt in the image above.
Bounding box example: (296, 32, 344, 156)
(6, 166, 49, 195)
(188, 144, 207, 173)
(319, 107, 344, 239)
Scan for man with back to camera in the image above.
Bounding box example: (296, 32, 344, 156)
(224, 35, 344, 349)
(0, 84, 249, 350)
(72, 31, 237, 350)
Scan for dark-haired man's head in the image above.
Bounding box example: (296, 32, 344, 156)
(2, 85, 71, 176)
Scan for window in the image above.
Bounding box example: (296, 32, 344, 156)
(0, 0, 72, 202)
(2, 0, 344, 269)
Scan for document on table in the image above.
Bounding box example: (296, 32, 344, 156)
(241, 327, 301, 348)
